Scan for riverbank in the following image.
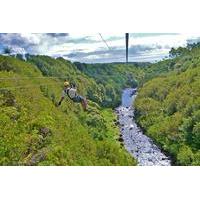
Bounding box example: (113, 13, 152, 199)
(115, 88, 171, 166)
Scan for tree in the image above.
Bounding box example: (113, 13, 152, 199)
(3, 47, 12, 54)
(192, 123, 200, 148)
(177, 146, 194, 165)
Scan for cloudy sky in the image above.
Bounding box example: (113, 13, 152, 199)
(0, 33, 200, 63)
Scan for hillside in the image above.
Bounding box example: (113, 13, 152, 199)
(1, 42, 200, 166)
(0, 55, 136, 165)
(74, 62, 145, 107)
(135, 44, 200, 165)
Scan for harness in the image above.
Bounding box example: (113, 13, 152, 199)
(65, 88, 77, 100)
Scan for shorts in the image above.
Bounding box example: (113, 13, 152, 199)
(72, 95, 85, 103)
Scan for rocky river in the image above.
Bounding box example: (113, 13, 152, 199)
(115, 88, 171, 166)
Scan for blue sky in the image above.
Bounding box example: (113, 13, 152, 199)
(0, 33, 200, 63)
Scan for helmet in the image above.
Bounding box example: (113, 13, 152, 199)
(64, 81, 70, 87)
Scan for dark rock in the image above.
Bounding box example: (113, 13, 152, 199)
(28, 150, 47, 165)
(129, 125, 134, 130)
(114, 121, 120, 126)
(39, 127, 50, 137)
(118, 137, 124, 142)
(148, 158, 153, 162)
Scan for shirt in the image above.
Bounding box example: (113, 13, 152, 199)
(62, 88, 77, 99)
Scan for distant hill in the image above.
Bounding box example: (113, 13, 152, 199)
(77, 61, 151, 67)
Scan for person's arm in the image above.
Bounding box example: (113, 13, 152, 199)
(58, 96, 64, 106)
(58, 90, 65, 106)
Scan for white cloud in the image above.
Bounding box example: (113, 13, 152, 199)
(1, 33, 200, 63)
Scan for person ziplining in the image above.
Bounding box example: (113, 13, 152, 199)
(57, 33, 129, 111)
(57, 81, 88, 111)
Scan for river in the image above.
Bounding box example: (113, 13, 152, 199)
(115, 88, 171, 166)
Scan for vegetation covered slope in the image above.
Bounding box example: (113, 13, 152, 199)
(135, 44, 200, 165)
(2, 42, 200, 166)
(74, 62, 145, 107)
(0, 55, 136, 165)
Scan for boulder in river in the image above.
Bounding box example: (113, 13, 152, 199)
(118, 137, 124, 142)
(129, 124, 134, 130)
(114, 121, 120, 126)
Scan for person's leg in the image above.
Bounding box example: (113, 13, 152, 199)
(74, 95, 87, 111)
(81, 98, 87, 111)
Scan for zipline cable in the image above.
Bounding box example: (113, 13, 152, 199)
(0, 83, 61, 91)
(98, 33, 112, 50)
(0, 76, 69, 80)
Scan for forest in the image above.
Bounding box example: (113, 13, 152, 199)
(0, 55, 139, 165)
(135, 42, 200, 165)
(0, 42, 200, 165)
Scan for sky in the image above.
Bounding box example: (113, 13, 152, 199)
(0, 33, 200, 63)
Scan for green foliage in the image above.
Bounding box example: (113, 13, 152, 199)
(0, 58, 15, 72)
(135, 45, 200, 165)
(0, 55, 135, 166)
(177, 146, 194, 165)
(74, 62, 144, 107)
